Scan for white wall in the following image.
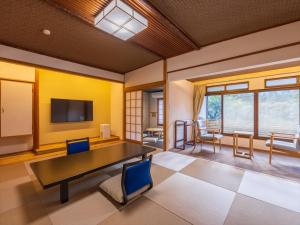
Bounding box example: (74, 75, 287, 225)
(167, 21, 300, 81)
(167, 80, 193, 150)
(0, 45, 124, 82)
(125, 60, 163, 88)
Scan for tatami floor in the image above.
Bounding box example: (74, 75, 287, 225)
(1, 150, 300, 225)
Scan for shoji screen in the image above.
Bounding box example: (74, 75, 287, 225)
(125, 91, 142, 142)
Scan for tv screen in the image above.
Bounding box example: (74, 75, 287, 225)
(51, 98, 93, 123)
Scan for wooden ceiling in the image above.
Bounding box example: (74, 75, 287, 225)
(148, 0, 300, 47)
(1, 0, 300, 75)
(0, 0, 161, 73)
(47, 0, 198, 58)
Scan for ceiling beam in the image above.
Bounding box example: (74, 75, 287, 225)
(125, 0, 200, 50)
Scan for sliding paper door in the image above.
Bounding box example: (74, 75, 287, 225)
(125, 91, 142, 142)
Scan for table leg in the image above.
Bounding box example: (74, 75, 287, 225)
(60, 182, 69, 203)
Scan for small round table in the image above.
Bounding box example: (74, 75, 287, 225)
(233, 131, 254, 159)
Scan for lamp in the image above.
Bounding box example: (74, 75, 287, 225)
(94, 0, 148, 41)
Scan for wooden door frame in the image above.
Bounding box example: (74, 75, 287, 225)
(124, 79, 167, 150)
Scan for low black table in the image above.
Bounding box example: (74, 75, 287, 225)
(31, 142, 155, 203)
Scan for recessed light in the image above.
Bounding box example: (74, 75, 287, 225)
(42, 29, 51, 36)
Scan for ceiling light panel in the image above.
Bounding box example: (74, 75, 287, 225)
(94, 0, 148, 41)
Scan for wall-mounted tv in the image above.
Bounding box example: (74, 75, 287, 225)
(51, 98, 93, 123)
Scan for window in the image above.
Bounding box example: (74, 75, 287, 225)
(258, 90, 299, 136)
(201, 79, 300, 138)
(207, 85, 225, 93)
(226, 82, 248, 91)
(157, 98, 164, 126)
(223, 93, 254, 133)
(207, 82, 248, 93)
(206, 95, 222, 129)
(265, 77, 297, 88)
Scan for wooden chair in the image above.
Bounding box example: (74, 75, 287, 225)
(194, 120, 223, 153)
(266, 130, 300, 164)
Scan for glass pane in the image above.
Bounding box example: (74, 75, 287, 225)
(223, 93, 254, 133)
(95, 18, 120, 34)
(226, 83, 248, 91)
(259, 90, 299, 136)
(266, 77, 297, 87)
(126, 123, 130, 131)
(207, 86, 225, 93)
(126, 132, 130, 139)
(206, 95, 222, 129)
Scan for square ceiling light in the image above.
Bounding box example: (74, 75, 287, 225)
(94, 0, 148, 41)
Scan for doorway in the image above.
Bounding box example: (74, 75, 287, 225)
(142, 86, 164, 149)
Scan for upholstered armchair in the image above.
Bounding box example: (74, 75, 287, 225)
(194, 120, 224, 153)
(266, 129, 300, 164)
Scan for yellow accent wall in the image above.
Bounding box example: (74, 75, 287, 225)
(38, 69, 113, 145)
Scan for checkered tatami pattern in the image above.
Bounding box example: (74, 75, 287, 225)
(1, 151, 300, 225)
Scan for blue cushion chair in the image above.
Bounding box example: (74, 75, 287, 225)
(99, 155, 153, 204)
(66, 137, 90, 155)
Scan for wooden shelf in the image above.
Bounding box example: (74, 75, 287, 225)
(35, 135, 120, 155)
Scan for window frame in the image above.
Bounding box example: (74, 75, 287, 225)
(264, 76, 299, 89)
(205, 84, 300, 139)
(206, 82, 249, 94)
(157, 98, 164, 126)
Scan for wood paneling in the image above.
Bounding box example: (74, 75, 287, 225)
(47, 0, 197, 58)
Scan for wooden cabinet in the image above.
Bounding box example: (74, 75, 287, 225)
(1, 80, 33, 137)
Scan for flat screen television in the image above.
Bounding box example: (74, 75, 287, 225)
(51, 98, 93, 123)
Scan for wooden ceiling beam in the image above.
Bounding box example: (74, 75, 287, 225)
(125, 0, 200, 50)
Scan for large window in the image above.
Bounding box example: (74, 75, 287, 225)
(157, 98, 164, 126)
(203, 84, 300, 137)
(206, 95, 222, 129)
(223, 93, 254, 133)
(259, 90, 299, 136)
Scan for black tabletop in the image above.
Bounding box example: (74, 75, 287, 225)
(31, 142, 155, 188)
